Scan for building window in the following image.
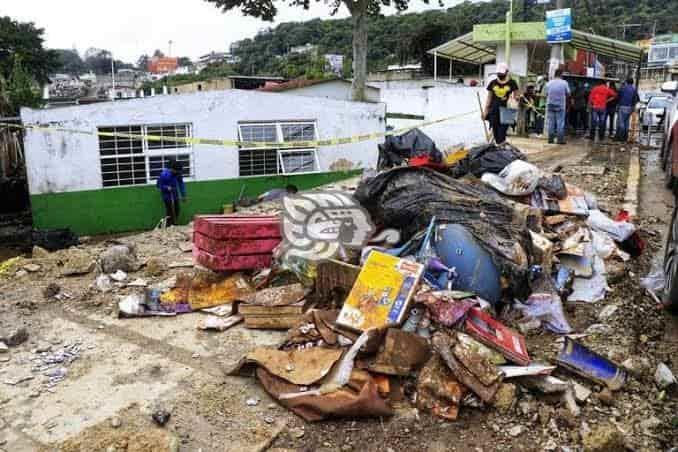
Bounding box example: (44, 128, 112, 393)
(98, 123, 193, 187)
(237, 121, 319, 176)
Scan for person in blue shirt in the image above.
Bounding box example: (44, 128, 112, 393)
(156, 159, 186, 226)
(615, 78, 640, 142)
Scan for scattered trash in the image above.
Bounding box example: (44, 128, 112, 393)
(586, 209, 636, 242)
(197, 314, 243, 331)
(23, 263, 41, 273)
(152, 409, 171, 426)
(572, 382, 592, 403)
(499, 364, 555, 378)
(654, 362, 676, 389)
(100, 244, 140, 274)
(377, 128, 442, 169)
(31, 228, 79, 251)
(42, 283, 61, 299)
(95, 274, 113, 293)
(465, 308, 530, 365)
(336, 251, 424, 332)
(110, 269, 127, 282)
(416, 355, 465, 420)
(451, 142, 526, 178)
(481, 160, 541, 196)
(530, 183, 589, 216)
(240, 283, 311, 329)
(537, 174, 567, 200)
(60, 249, 96, 276)
(514, 292, 572, 334)
(1, 326, 28, 347)
(556, 338, 626, 390)
(246, 397, 260, 406)
(160, 272, 254, 311)
(368, 328, 431, 376)
(640, 267, 665, 292)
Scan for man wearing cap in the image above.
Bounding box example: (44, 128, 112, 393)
(483, 63, 519, 144)
(156, 159, 187, 226)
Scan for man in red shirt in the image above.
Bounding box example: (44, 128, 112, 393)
(588, 82, 617, 142)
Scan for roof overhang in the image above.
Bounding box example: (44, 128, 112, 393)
(428, 25, 643, 65)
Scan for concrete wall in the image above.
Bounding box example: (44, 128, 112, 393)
(285, 80, 381, 103)
(379, 84, 488, 149)
(21, 90, 386, 196)
(172, 79, 233, 95)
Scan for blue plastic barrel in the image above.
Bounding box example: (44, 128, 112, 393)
(434, 224, 502, 305)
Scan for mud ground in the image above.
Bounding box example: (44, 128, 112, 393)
(1, 139, 677, 452)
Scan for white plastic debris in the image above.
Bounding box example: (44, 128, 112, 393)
(586, 209, 636, 242)
(481, 160, 542, 196)
(95, 274, 113, 293)
(110, 270, 127, 282)
(654, 362, 676, 389)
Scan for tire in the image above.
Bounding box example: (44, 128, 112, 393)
(663, 205, 678, 314)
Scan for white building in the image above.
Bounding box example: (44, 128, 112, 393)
(259, 78, 381, 103)
(21, 89, 385, 235)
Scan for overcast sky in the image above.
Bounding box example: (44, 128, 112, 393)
(4, 0, 454, 63)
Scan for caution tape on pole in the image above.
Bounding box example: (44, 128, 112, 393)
(0, 109, 479, 150)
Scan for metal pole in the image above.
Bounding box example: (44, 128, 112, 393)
(434, 51, 438, 81)
(449, 59, 452, 81)
(548, 0, 565, 79)
(505, 0, 513, 65)
(111, 54, 116, 101)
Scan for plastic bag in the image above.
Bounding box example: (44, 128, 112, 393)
(514, 293, 572, 334)
(481, 160, 541, 196)
(586, 209, 636, 242)
(377, 128, 442, 169)
(450, 143, 526, 178)
(537, 174, 567, 200)
(640, 267, 665, 292)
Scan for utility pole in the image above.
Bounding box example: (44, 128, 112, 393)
(168, 40, 173, 57)
(506, 0, 513, 66)
(111, 55, 116, 101)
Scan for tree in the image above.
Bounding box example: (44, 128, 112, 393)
(137, 54, 150, 71)
(83, 48, 113, 75)
(6, 56, 42, 114)
(202, 0, 440, 101)
(178, 56, 193, 67)
(0, 16, 58, 84)
(54, 49, 86, 74)
(153, 49, 166, 58)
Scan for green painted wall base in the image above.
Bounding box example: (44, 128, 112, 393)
(30, 171, 361, 236)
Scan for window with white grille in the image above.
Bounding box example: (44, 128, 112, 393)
(98, 123, 193, 187)
(238, 121, 319, 177)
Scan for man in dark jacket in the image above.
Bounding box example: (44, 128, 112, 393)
(156, 159, 186, 226)
(615, 78, 640, 142)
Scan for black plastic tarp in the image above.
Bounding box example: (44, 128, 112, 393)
(355, 167, 533, 299)
(451, 143, 526, 178)
(378, 129, 442, 169)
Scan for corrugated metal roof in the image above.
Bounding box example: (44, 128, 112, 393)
(428, 29, 643, 64)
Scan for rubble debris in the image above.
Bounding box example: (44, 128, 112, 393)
(562, 387, 581, 417)
(0, 326, 28, 347)
(654, 362, 676, 389)
(450, 142, 526, 178)
(573, 382, 592, 403)
(556, 338, 626, 390)
(586, 209, 636, 242)
(100, 244, 140, 274)
(581, 424, 625, 452)
(118, 293, 177, 318)
(152, 409, 171, 427)
(416, 355, 465, 420)
(61, 249, 96, 276)
(530, 183, 589, 216)
(42, 283, 61, 299)
(537, 174, 567, 200)
(316, 259, 361, 306)
(32, 342, 81, 389)
(377, 128, 442, 169)
(519, 375, 569, 394)
(499, 364, 555, 378)
(197, 314, 243, 331)
(514, 292, 572, 334)
(481, 160, 541, 196)
(492, 383, 517, 412)
(507, 425, 524, 437)
(31, 246, 50, 259)
(230, 347, 343, 385)
(110, 269, 127, 282)
(144, 258, 166, 277)
(240, 283, 311, 329)
(257, 367, 393, 422)
(368, 328, 431, 376)
(465, 307, 530, 365)
(95, 274, 113, 293)
(23, 263, 41, 273)
(414, 291, 476, 328)
(432, 331, 503, 403)
(160, 272, 253, 310)
(0, 342, 7, 353)
(336, 251, 424, 332)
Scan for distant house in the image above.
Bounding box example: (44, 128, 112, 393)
(148, 57, 178, 74)
(172, 75, 287, 95)
(290, 43, 318, 56)
(21, 89, 384, 235)
(258, 78, 381, 103)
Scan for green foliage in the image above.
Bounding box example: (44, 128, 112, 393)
(6, 56, 42, 114)
(0, 16, 58, 84)
(223, 0, 678, 77)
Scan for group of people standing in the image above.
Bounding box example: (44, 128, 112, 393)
(483, 64, 640, 146)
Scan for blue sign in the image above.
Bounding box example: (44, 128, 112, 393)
(546, 8, 572, 43)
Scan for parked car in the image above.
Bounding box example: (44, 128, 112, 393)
(658, 81, 678, 310)
(643, 96, 671, 128)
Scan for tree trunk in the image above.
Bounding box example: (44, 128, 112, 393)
(350, 7, 368, 102)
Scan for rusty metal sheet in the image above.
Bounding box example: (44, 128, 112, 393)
(417, 355, 466, 420)
(432, 332, 502, 403)
(160, 272, 253, 310)
(240, 283, 307, 307)
(368, 329, 431, 376)
(240, 347, 343, 386)
(256, 367, 394, 422)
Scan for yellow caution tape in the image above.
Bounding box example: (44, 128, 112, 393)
(0, 109, 479, 150)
